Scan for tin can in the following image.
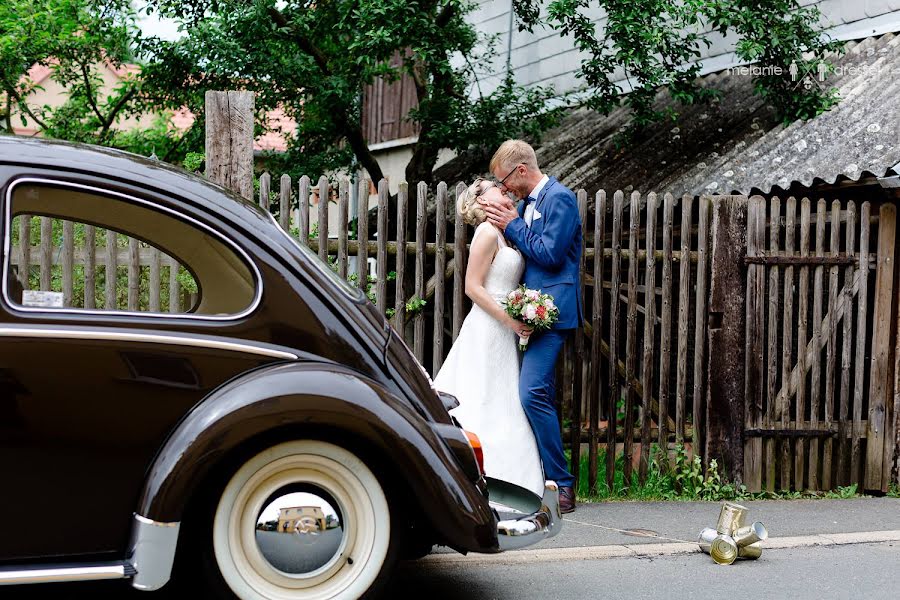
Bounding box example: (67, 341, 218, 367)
(710, 534, 739, 565)
(716, 502, 748, 535)
(737, 542, 762, 560)
(733, 521, 768, 547)
(698, 527, 718, 554)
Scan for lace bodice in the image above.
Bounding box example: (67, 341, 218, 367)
(473, 222, 525, 302)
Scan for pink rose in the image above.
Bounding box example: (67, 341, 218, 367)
(526, 289, 540, 301)
(524, 304, 537, 320)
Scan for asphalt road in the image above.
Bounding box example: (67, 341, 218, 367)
(390, 542, 900, 599)
(4, 541, 897, 599)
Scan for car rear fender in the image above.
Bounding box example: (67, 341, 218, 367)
(136, 361, 498, 552)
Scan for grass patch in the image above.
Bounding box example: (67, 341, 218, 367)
(570, 444, 869, 502)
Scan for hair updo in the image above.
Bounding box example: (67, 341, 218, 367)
(456, 178, 489, 226)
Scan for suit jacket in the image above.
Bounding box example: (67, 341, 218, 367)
(504, 176, 583, 330)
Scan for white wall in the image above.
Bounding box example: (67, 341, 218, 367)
(466, 0, 900, 99)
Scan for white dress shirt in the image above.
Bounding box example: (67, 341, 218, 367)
(524, 175, 549, 227)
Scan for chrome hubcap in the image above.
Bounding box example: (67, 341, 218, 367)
(254, 485, 345, 575)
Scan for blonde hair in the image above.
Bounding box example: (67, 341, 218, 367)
(489, 139, 538, 174)
(456, 178, 489, 226)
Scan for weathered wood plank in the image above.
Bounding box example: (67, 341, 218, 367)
(84, 225, 95, 309)
(318, 176, 330, 263)
(168, 256, 179, 313)
(338, 179, 350, 280)
(607, 190, 625, 491)
(433, 182, 448, 376)
(570, 189, 588, 489)
(795, 198, 811, 489)
(128, 237, 140, 311)
(852, 202, 870, 485)
(781, 197, 796, 484)
(414, 182, 427, 363)
(838, 202, 856, 486)
(705, 196, 748, 484)
(149, 247, 161, 313)
(823, 200, 840, 489)
(105, 229, 117, 310)
(659, 193, 675, 453)
(809, 200, 826, 489)
(744, 196, 765, 492)
(298, 176, 310, 247)
(279, 174, 292, 231)
(693, 195, 710, 465)
(393, 182, 408, 331)
(40, 217, 52, 292)
(356, 179, 369, 292)
(18, 215, 30, 290)
(258, 172, 271, 212)
(864, 203, 895, 492)
(376, 179, 388, 312)
(676, 195, 693, 450)
(453, 182, 467, 341)
(204, 90, 254, 200)
(62, 221, 74, 307)
(765, 197, 781, 492)
(589, 190, 607, 495)
(639, 193, 657, 482)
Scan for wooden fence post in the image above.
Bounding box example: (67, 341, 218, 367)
(205, 90, 254, 200)
(865, 203, 896, 492)
(705, 195, 748, 484)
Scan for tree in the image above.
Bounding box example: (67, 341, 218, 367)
(513, 0, 843, 133)
(141, 0, 562, 184)
(0, 0, 200, 163)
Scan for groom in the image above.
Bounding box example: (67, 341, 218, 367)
(481, 140, 582, 513)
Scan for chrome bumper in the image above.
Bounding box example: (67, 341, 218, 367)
(489, 479, 562, 551)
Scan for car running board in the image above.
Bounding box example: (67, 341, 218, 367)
(0, 561, 136, 586)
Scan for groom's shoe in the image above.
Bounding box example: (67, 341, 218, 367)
(559, 486, 576, 514)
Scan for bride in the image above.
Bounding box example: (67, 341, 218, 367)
(433, 179, 545, 496)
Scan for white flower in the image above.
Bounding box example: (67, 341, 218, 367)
(543, 298, 555, 310)
(525, 289, 540, 301)
(524, 305, 537, 320)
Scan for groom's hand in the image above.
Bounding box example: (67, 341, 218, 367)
(482, 201, 518, 231)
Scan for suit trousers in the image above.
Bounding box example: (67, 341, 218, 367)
(519, 328, 575, 489)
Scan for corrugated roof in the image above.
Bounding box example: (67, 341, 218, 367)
(437, 33, 900, 197)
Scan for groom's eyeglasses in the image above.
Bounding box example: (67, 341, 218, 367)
(494, 163, 524, 189)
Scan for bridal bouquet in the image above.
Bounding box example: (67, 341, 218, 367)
(502, 285, 560, 351)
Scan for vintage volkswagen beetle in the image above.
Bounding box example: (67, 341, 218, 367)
(0, 137, 560, 599)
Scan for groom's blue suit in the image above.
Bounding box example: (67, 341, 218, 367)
(504, 176, 581, 489)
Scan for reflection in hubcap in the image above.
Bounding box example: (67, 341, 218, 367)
(255, 486, 345, 575)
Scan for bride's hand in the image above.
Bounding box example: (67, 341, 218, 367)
(509, 321, 533, 338)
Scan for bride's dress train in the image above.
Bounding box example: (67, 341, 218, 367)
(432, 223, 544, 496)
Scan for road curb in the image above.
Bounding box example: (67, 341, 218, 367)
(414, 530, 900, 566)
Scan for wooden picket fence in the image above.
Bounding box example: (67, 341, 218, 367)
(9, 174, 899, 493)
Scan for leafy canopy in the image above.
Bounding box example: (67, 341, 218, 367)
(142, 0, 562, 183)
(514, 0, 843, 133)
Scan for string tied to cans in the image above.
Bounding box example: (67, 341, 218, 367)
(698, 502, 768, 565)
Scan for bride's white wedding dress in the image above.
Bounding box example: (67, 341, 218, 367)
(433, 222, 545, 496)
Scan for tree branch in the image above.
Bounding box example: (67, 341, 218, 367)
(3, 84, 49, 131)
(80, 63, 105, 123)
(99, 87, 136, 139)
(266, 6, 331, 76)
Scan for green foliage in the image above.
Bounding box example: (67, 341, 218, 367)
(887, 484, 900, 498)
(514, 0, 842, 133)
(143, 0, 561, 183)
(0, 0, 202, 164)
(572, 443, 869, 502)
(182, 152, 205, 173)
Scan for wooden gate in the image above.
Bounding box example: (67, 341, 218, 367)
(742, 196, 897, 492)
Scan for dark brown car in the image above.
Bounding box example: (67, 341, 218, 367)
(0, 138, 560, 599)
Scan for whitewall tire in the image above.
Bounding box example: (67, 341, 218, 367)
(211, 440, 394, 599)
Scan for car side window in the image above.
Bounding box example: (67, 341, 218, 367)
(3, 181, 258, 318)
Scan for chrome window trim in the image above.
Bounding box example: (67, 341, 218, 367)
(2, 177, 264, 321)
(0, 325, 298, 360)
